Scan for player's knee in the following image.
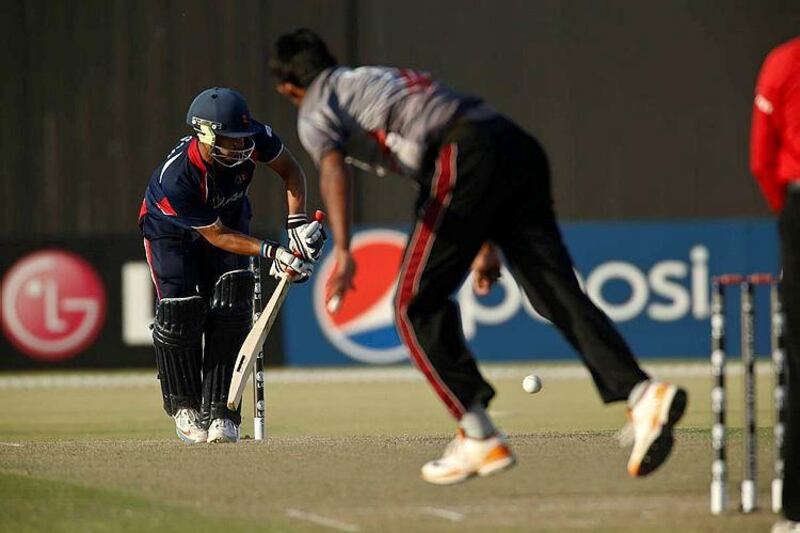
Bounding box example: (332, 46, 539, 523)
(208, 269, 254, 328)
(394, 290, 413, 327)
(153, 296, 206, 346)
(395, 295, 427, 333)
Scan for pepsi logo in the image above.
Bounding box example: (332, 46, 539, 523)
(313, 230, 410, 364)
(1, 250, 107, 361)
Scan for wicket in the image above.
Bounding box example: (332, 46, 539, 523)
(710, 273, 786, 515)
(250, 256, 266, 441)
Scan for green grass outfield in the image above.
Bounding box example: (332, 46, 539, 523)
(0, 361, 785, 532)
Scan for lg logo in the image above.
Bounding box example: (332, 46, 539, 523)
(1, 250, 106, 361)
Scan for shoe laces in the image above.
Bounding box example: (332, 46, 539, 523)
(616, 410, 635, 447)
(175, 408, 189, 425)
(210, 418, 237, 434)
(177, 409, 204, 431)
(189, 410, 205, 428)
(441, 434, 466, 460)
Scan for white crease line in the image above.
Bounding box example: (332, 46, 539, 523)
(0, 361, 773, 390)
(0, 442, 23, 447)
(286, 509, 360, 532)
(420, 506, 465, 522)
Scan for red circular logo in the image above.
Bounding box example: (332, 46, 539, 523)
(1, 250, 107, 361)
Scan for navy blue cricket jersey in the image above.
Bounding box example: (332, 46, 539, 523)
(138, 121, 283, 232)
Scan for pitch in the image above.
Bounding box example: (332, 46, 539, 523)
(0, 362, 780, 532)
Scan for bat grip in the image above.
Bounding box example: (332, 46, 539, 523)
(283, 210, 324, 279)
(283, 250, 303, 277)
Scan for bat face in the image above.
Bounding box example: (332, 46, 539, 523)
(227, 275, 292, 410)
(228, 214, 325, 412)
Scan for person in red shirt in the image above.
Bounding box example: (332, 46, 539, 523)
(751, 36, 800, 533)
(751, 37, 800, 211)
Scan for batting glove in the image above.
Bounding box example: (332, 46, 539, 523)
(265, 245, 313, 283)
(287, 213, 327, 262)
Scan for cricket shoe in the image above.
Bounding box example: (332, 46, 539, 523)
(619, 381, 687, 477)
(174, 408, 208, 444)
(207, 418, 240, 443)
(421, 430, 516, 485)
(772, 521, 800, 533)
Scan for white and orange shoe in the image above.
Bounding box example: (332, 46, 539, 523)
(620, 381, 687, 477)
(421, 430, 516, 485)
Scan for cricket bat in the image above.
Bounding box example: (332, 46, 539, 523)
(227, 210, 326, 411)
(227, 272, 292, 410)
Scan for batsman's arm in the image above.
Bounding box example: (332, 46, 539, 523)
(195, 220, 277, 258)
(267, 146, 307, 217)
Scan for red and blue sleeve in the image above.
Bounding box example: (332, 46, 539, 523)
(252, 121, 284, 163)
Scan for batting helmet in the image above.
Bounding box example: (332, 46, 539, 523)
(186, 88, 261, 167)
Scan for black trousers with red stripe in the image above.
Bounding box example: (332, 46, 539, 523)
(394, 116, 649, 420)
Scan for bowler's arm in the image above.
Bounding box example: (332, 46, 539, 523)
(317, 149, 356, 306)
(319, 149, 352, 253)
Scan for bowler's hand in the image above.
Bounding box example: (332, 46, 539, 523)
(471, 242, 501, 296)
(326, 248, 356, 312)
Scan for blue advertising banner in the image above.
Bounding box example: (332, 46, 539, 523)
(283, 219, 779, 366)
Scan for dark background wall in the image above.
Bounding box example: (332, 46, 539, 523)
(1, 0, 797, 240)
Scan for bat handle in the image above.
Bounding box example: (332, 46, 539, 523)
(283, 249, 304, 278)
(282, 210, 324, 279)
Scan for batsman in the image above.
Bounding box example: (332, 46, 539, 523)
(138, 87, 325, 444)
(270, 29, 687, 484)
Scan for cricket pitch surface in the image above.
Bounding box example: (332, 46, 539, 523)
(0, 362, 782, 532)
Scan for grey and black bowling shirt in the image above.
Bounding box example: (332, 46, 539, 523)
(297, 66, 489, 178)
